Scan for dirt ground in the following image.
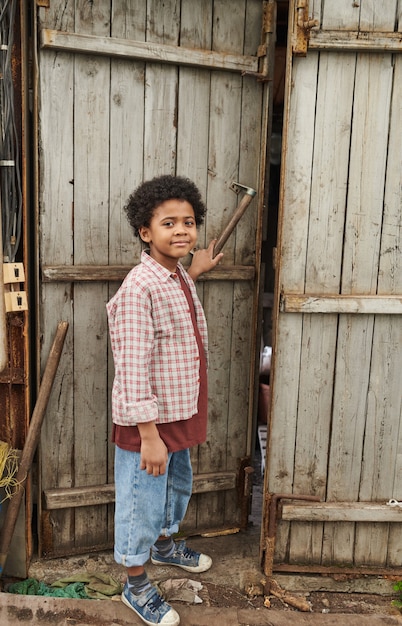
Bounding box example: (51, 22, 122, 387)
(203, 581, 399, 616)
(3, 574, 400, 618)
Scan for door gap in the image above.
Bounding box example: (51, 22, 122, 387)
(253, 0, 289, 529)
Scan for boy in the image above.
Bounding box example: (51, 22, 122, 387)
(106, 175, 223, 626)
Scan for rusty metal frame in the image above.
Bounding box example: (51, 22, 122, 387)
(262, 493, 320, 591)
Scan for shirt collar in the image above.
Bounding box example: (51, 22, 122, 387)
(141, 249, 184, 282)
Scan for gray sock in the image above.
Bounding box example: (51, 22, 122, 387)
(128, 571, 152, 596)
(154, 537, 175, 557)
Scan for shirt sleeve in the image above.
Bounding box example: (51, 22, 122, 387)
(112, 284, 159, 424)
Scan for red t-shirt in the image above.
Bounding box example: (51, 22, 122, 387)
(112, 269, 207, 452)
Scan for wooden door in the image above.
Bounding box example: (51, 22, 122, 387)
(36, 0, 274, 557)
(265, 0, 402, 571)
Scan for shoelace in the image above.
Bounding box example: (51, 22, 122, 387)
(146, 589, 165, 613)
(177, 542, 198, 560)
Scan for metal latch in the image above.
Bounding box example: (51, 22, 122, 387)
(292, 0, 319, 56)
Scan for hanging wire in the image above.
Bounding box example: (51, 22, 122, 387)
(0, 0, 22, 263)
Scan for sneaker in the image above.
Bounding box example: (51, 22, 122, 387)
(151, 540, 212, 573)
(121, 581, 180, 626)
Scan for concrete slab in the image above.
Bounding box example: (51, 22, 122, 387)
(1, 593, 401, 626)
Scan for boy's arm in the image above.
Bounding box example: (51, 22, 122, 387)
(187, 239, 223, 281)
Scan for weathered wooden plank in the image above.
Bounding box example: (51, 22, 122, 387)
(44, 485, 116, 510)
(310, 30, 402, 52)
(176, 0, 211, 236)
(41, 265, 255, 282)
(383, 53, 402, 569)
(72, 0, 111, 550)
(288, 48, 356, 565)
(40, 28, 259, 73)
(292, 48, 351, 295)
(37, 0, 74, 31)
(268, 52, 319, 561)
(281, 295, 402, 314)
(324, 51, 394, 567)
(224, 0, 265, 526)
(37, 0, 76, 559)
(322, 316, 375, 566)
(359, 0, 399, 32)
(38, 0, 76, 555)
(282, 502, 402, 523)
(321, 0, 360, 30)
(107, 0, 148, 543)
(143, 0, 179, 177)
(339, 60, 392, 291)
(316, 0, 401, 54)
(197, 0, 246, 529)
(176, 0, 214, 529)
(356, 51, 402, 567)
(43, 471, 237, 510)
(321, 1, 398, 33)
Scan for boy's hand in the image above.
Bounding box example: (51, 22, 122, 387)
(137, 422, 168, 476)
(187, 239, 224, 281)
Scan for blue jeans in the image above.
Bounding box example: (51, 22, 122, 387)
(114, 446, 193, 567)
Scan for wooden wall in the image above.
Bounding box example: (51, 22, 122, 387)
(268, 0, 402, 568)
(37, 0, 270, 556)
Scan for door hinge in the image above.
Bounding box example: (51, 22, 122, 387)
(292, 0, 319, 56)
(263, 0, 276, 34)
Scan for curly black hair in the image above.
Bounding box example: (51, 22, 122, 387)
(124, 175, 206, 237)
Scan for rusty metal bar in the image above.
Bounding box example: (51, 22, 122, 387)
(263, 493, 320, 594)
(237, 461, 254, 530)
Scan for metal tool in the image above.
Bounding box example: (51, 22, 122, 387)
(213, 182, 257, 257)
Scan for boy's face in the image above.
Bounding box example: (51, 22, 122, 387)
(139, 199, 197, 272)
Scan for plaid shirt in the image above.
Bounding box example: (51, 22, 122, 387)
(106, 251, 208, 426)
